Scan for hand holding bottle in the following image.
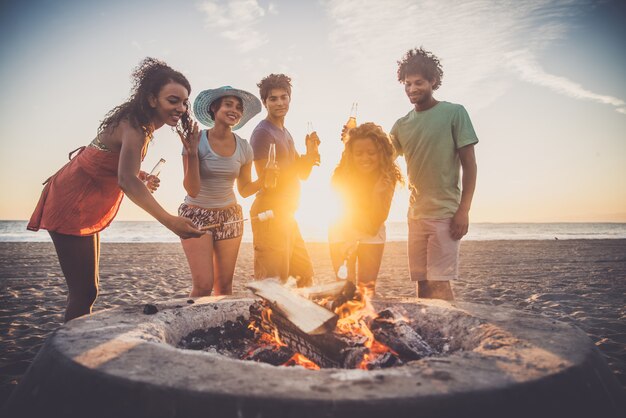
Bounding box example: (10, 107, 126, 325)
(341, 102, 358, 142)
(141, 158, 165, 193)
(305, 129, 321, 166)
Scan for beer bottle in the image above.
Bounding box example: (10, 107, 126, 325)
(341, 102, 358, 142)
(149, 158, 166, 177)
(264, 143, 278, 189)
(144, 158, 165, 185)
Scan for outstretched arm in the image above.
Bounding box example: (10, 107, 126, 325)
(451, 144, 477, 240)
(117, 124, 202, 239)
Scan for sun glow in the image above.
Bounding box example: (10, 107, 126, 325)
(295, 173, 342, 242)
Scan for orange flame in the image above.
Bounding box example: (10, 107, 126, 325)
(248, 307, 286, 350)
(251, 290, 395, 370)
(333, 288, 396, 368)
(283, 353, 321, 370)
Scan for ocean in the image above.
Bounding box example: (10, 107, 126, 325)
(2, 220, 625, 243)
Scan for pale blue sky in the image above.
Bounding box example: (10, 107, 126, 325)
(1, 0, 624, 230)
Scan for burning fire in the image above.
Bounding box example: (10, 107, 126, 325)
(247, 307, 286, 353)
(283, 353, 321, 370)
(250, 287, 396, 370)
(333, 288, 397, 369)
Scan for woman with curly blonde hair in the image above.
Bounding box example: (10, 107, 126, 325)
(330, 122, 403, 294)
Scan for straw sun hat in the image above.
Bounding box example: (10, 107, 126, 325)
(193, 86, 262, 130)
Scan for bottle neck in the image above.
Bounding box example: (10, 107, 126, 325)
(266, 144, 277, 166)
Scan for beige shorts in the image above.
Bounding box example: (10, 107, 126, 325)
(408, 217, 459, 282)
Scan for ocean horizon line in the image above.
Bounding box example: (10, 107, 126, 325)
(2, 220, 626, 243)
(3, 219, 626, 224)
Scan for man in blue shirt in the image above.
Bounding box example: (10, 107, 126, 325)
(250, 74, 320, 287)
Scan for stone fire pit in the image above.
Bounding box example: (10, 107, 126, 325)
(3, 296, 624, 418)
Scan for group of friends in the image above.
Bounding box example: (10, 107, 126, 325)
(27, 47, 478, 322)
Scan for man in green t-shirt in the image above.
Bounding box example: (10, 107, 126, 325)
(390, 47, 478, 301)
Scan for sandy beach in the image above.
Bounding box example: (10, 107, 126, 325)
(1, 239, 625, 405)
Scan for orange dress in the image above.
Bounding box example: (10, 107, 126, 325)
(27, 145, 124, 236)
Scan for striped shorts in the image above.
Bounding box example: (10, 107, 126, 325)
(178, 203, 244, 241)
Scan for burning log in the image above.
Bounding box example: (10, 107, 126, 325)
(247, 279, 338, 335)
(244, 345, 294, 366)
(370, 308, 434, 360)
(249, 302, 372, 368)
(246, 280, 436, 369)
(249, 302, 402, 369)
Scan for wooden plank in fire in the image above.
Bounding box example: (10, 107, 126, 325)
(249, 302, 365, 369)
(246, 279, 338, 335)
(294, 281, 346, 300)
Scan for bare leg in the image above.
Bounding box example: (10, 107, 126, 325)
(355, 243, 384, 295)
(330, 242, 357, 283)
(329, 242, 345, 277)
(49, 231, 99, 322)
(212, 236, 242, 295)
(181, 233, 215, 297)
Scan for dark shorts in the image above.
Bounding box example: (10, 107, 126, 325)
(250, 199, 313, 287)
(178, 203, 244, 241)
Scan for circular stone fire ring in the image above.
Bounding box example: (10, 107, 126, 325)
(4, 296, 625, 418)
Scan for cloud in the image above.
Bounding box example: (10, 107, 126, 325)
(323, 0, 624, 113)
(198, 0, 269, 52)
(507, 49, 626, 113)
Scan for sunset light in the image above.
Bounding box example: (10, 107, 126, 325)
(1, 1, 625, 414)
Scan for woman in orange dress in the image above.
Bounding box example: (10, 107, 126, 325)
(27, 57, 203, 322)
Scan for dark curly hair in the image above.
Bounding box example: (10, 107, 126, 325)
(257, 74, 292, 102)
(396, 47, 444, 90)
(333, 122, 404, 187)
(98, 57, 192, 139)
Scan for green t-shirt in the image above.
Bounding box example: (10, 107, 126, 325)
(390, 101, 478, 219)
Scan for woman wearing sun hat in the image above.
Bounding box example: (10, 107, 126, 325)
(179, 86, 263, 296)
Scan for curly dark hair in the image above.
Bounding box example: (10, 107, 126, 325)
(333, 122, 404, 187)
(98, 57, 192, 139)
(396, 47, 444, 90)
(257, 74, 292, 102)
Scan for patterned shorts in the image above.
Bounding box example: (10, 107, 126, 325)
(178, 203, 244, 241)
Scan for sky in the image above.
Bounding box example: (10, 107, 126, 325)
(0, 0, 625, 233)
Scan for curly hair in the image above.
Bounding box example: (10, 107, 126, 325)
(396, 47, 444, 90)
(333, 122, 404, 187)
(98, 57, 192, 139)
(257, 74, 292, 102)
